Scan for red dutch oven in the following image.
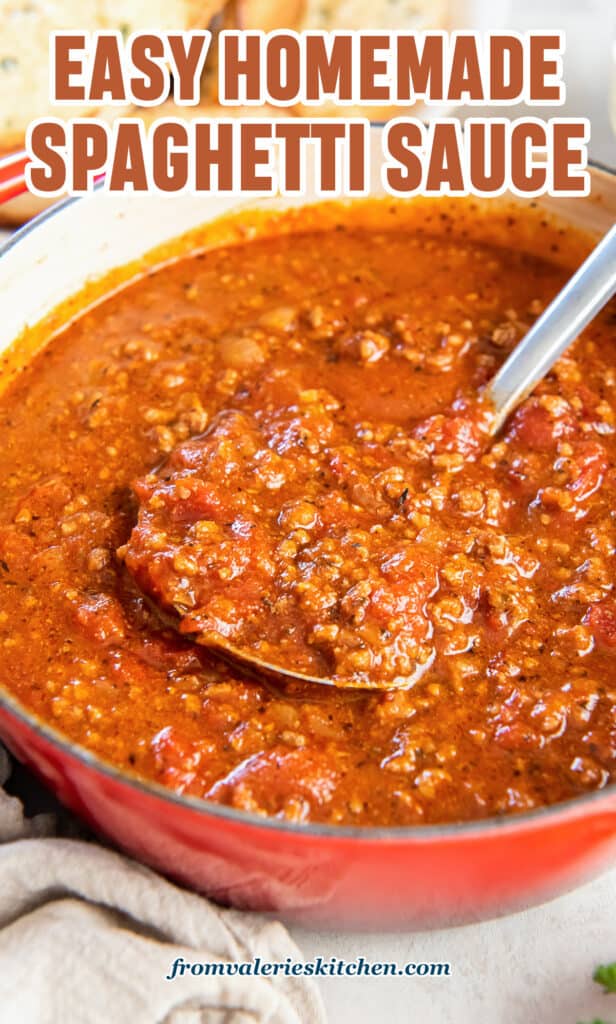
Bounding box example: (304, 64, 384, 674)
(0, 143, 614, 930)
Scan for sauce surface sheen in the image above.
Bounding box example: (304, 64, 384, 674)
(0, 200, 614, 826)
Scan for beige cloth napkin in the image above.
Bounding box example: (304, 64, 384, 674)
(0, 745, 326, 1024)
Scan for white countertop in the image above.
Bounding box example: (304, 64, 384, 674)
(292, 868, 616, 1023)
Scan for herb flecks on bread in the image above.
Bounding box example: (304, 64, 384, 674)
(299, 0, 447, 31)
(0, 1, 224, 151)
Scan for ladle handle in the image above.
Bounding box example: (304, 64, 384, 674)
(487, 224, 616, 434)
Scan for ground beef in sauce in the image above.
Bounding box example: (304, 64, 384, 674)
(122, 403, 484, 688)
(0, 201, 614, 826)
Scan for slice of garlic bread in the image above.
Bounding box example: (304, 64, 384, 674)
(0, 1, 106, 151)
(235, 0, 449, 117)
(0, 1, 225, 152)
(234, 0, 306, 32)
(292, 0, 446, 117)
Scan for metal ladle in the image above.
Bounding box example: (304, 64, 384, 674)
(486, 224, 616, 434)
(187, 225, 616, 690)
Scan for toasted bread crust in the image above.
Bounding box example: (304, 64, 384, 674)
(234, 0, 306, 32)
